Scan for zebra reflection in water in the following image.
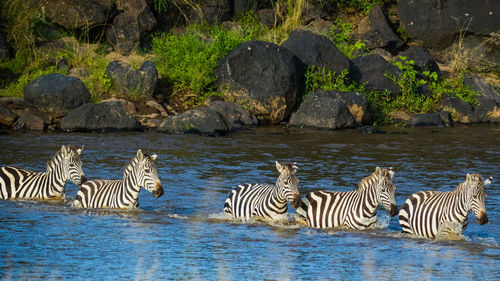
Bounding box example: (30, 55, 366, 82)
(399, 174, 490, 239)
(0, 145, 86, 200)
(74, 149, 163, 209)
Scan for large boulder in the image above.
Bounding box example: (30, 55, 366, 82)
(465, 74, 500, 123)
(289, 90, 356, 130)
(441, 97, 473, 124)
(406, 112, 452, 127)
(12, 111, 45, 131)
(282, 29, 350, 74)
(398, 46, 441, 74)
(158, 107, 228, 135)
(158, 100, 257, 135)
(215, 40, 305, 124)
(106, 0, 156, 54)
(0, 106, 17, 126)
(105, 60, 158, 97)
(60, 102, 141, 132)
(398, 0, 500, 49)
(350, 54, 401, 93)
(354, 5, 404, 53)
(24, 74, 91, 118)
(41, 0, 116, 29)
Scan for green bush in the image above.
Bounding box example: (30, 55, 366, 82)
(328, 20, 366, 59)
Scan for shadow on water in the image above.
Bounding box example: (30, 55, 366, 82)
(0, 126, 499, 279)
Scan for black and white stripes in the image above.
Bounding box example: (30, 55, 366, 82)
(0, 145, 86, 200)
(73, 149, 163, 209)
(224, 161, 300, 220)
(296, 167, 398, 229)
(398, 174, 490, 239)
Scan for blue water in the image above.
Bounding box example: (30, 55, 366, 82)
(0, 126, 499, 280)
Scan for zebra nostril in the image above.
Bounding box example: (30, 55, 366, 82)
(478, 212, 488, 225)
(389, 204, 398, 216)
(291, 193, 301, 208)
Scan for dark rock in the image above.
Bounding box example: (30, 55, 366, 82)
(289, 90, 356, 130)
(106, 0, 156, 55)
(303, 18, 332, 36)
(355, 5, 404, 53)
(357, 125, 387, 134)
(370, 48, 393, 61)
(398, 0, 500, 49)
(0, 97, 29, 112)
(208, 100, 258, 130)
(441, 97, 473, 124)
(464, 74, 500, 103)
(0, 33, 12, 62)
(470, 97, 500, 123)
(282, 29, 350, 74)
(233, 0, 256, 18)
(189, 0, 232, 24)
(105, 60, 158, 97)
(350, 54, 401, 93)
(398, 46, 440, 74)
(158, 107, 228, 135)
(439, 111, 454, 127)
(215, 40, 305, 124)
(0, 106, 17, 126)
(332, 91, 371, 125)
(60, 103, 141, 132)
(257, 9, 276, 28)
(41, 0, 116, 29)
(406, 113, 443, 127)
(24, 74, 91, 118)
(13, 112, 45, 131)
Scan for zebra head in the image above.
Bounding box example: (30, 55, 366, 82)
(275, 161, 300, 208)
(374, 167, 398, 216)
(59, 145, 86, 185)
(134, 149, 163, 198)
(464, 174, 489, 225)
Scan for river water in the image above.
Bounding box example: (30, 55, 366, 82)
(0, 126, 499, 280)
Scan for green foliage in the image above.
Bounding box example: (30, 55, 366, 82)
(304, 66, 363, 99)
(425, 71, 479, 107)
(328, 20, 366, 59)
(337, 0, 389, 14)
(151, 20, 269, 105)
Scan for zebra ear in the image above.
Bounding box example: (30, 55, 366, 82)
(77, 145, 84, 155)
(136, 149, 144, 161)
(60, 145, 68, 156)
(275, 161, 283, 173)
(388, 167, 395, 180)
(292, 162, 298, 174)
(484, 177, 492, 186)
(466, 173, 471, 182)
(150, 154, 158, 161)
(374, 167, 382, 175)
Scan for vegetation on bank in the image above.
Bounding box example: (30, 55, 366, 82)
(0, 0, 496, 125)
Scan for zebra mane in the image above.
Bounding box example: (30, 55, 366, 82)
(122, 152, 154, 180)
(357, 169, 388, 190)
(456, 173, 483, 192)
(46, 145, 79, 172)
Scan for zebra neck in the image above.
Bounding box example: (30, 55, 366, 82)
(447, 188, 470, 221)
(45, 165, 67, 196)
(355, 184, 379, 215)
(122, 171, 141, 202)
(270, 185, 288, 207)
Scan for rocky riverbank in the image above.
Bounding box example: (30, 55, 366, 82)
(0, 0, 498, 135)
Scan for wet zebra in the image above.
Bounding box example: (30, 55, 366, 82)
(73, 149, 163, 209)
(0, 145, 86, 200)
(296, 167, 398, 229)
(224, 161, 300, 221)
(398, 174, 490, 239)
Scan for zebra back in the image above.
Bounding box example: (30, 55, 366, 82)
(224, 161, 300, 221)
(74, 149, 163, 209)
(297, 167, 397, 229)
(0, 145, 86, 200)
(398, 174, 490, 239)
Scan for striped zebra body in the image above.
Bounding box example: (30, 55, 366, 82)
(74, 149, 163, 209)
(297, 167, 398, 229)
(224, 161, 300, 221)
(0, 145, 86, 200)
(399, 174, 490, 239)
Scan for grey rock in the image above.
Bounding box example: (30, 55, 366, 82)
(208, 100, 258, 130)
(23, 73, 91, 118)
(105, 60, 158, 97)
(41, 0, 117, 29)
(60, 103, 141, 132)
(406, 113, 443, 127)
(158, 107, 228, 135)
(351, 54, 401, 93)
(13, 112, 45, 131)
(0, 106, 17, 126)
(215, 40, 305, 124)
(282, 29, 350, 74)
(441, 97, 473, 124)
(289, 90, 356, 130)
(398, 46, 441, 74)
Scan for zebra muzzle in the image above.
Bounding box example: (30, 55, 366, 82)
(152, 182, 164, 198)
(80, 175, 87, 184)
(478, 211, 488, 225)
(389, 204, 398, 217)
(291, 193, 301, 208)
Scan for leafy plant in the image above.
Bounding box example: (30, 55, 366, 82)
(328, 20, 366, 59)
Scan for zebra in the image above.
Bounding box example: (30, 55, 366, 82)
(0, 145, 86, 200)
(224, 161, 300, 221)
(398, 174, 490, 239)
(296, 167, 398, 229)
(73, 149, 163, 209)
